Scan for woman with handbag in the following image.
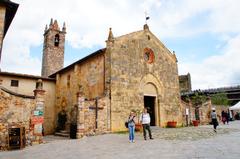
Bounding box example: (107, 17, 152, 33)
(127, 111, 136, 143)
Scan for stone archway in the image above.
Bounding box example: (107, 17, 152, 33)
(143, 83, 157, 126)
(139, 74, 164, 126)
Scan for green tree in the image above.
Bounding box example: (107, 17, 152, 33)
(191, 92, 208, 106)
(211, 93, 229, 106)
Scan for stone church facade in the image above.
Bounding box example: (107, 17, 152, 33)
(107, 25, 182, 130)
(49, 23, 182, 135)
(0, 0, 183, 145)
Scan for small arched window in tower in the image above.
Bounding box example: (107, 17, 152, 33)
(54, 34, 60, 47)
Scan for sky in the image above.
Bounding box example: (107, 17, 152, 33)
(1, 0, 240, 90)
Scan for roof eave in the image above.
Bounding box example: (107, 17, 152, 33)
(0, 71, 56, 81)
(49, 48, 106, 78)
(0, 0, 19, 38)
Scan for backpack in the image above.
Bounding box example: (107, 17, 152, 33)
(125, 121, 128, 128)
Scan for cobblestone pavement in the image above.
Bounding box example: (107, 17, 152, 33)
(1, 121, 240, 159)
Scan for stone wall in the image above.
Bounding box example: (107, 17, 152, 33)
(0, 87, 35, 151)
(198, 100, 212, 124)
(181, 99, 212, 125)
(55, 53, 105, 133)
(0, 84, 46, 151)
(0, 74, 56, 135)
(107, 26, 182, 131)
(76, 95, 109, 138)
(181, 100, 191, 126)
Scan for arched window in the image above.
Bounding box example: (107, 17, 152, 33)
(54, 34, 60, 46)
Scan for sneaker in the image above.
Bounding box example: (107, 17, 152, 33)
(144, 138, 147, 140)
(150, 138, 154, 140)
(132, 140, 135, 143)
(214, 129, 217, 133)
(129, 140, 132, 143)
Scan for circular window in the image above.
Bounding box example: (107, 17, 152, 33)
(144, 48, 155, 64)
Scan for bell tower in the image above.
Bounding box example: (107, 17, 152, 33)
(41, 19, 66, 77)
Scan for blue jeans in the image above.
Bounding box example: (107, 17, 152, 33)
(128, 125, 135, 141)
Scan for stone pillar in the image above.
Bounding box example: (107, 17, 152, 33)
(188, 100, 192, 126)
(76, 92, 85, 138)
(31, 79, 45, 144)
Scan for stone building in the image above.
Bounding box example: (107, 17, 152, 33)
(49, 24, 183, 135)
(0, 72, 56, 135)
(0, 0, 183, 143)
(0, 80, 46, 150)
(179, 73, 191, 93)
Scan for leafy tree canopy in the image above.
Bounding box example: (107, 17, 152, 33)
(211, 93, 229, 106)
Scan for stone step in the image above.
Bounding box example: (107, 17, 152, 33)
(55, 132, 70, 137)
(59, 130, 69, 134)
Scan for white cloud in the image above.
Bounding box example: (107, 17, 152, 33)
(1, 0, 240, 89)
(179, 34, 240, 89)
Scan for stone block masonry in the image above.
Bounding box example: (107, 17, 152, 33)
(0, 87, 35, 150)
(76, 92, 109, 138)
(0, 80, 45, 151)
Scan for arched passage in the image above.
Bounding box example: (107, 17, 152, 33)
(140, 74, 164, 126)
(143, 83, 158, 126)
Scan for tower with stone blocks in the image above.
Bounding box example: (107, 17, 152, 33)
(41, 19, 66, 77)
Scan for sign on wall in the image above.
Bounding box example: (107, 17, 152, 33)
(36, 101, 44, 111)
(31, 116, 44, 124)
(33, 110, 43, 116)
(33, 124, 43, 136)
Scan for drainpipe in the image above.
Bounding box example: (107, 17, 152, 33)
(95, 97, 98, 129)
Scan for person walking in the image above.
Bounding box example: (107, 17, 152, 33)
(127, 111, 136, 143)
(226, 110, 230, 124)
(221, 110, 226, 124)
(211, 108, 218, 132)
(140, 108, 153, 140)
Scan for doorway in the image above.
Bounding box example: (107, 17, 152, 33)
(144, 96, 156, 126)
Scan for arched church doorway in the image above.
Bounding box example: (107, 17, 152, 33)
(143, 83, 158, 126)
(144, 96, 156, 126)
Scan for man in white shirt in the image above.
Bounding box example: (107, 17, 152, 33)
(140, 108, 153, 140)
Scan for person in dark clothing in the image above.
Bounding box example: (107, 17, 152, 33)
(226, 111, 230, 124)
(57, 109, 67, 131)
(211, 108, 218, 132)
(70, 105, 78, 139)
(221, 110, 226, 124)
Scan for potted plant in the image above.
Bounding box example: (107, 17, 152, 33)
(134, 109, 142, 132)
(192, 120, 199, 127)
(167, 121, 177, 128)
